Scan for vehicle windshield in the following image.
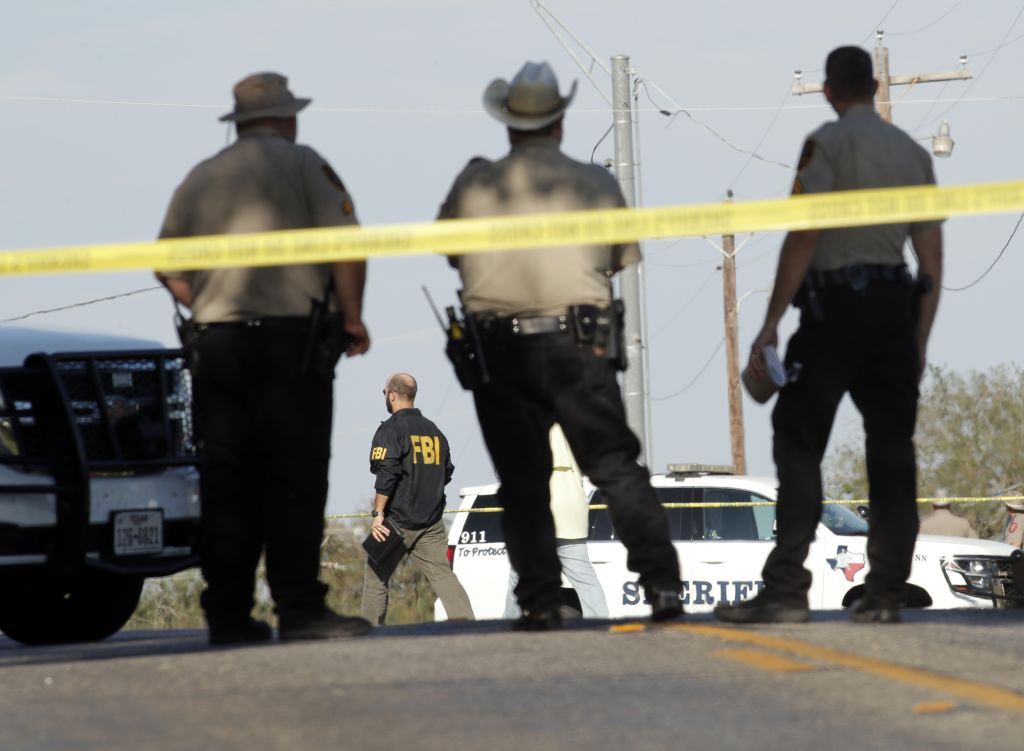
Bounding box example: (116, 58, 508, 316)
(821, 502, 869, 535)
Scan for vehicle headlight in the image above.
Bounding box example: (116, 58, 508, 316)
(941, 557, 999, 598)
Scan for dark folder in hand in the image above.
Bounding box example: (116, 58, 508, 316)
(362, 518, 406, 565)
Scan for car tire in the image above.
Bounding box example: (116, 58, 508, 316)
(0, 569, 144, 646)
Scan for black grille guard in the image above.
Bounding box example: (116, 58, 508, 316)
(0, 349, 199, 575)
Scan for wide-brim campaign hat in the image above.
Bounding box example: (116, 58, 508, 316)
(219, 72, 311, 123)
(1005, 500, 1024, 512)
(483, 61, 577, 131)
(932, 499, 951, 508)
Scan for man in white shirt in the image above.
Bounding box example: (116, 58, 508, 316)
(503, 424, 609, 619)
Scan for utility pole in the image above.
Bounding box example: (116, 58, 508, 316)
(792, 31, 972, 125)
(611, 54, 650, 464)
(721, 191, 745, 474)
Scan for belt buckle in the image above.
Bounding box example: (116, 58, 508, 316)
(513, 316, 567, 336)
(843, 265, 869, 292)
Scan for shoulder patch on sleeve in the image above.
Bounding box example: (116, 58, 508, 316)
(321, 163, 347, 193)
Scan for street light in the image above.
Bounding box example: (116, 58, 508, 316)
(932, 121, 954, 158)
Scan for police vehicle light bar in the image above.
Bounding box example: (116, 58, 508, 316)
(666, 463, 736, 477)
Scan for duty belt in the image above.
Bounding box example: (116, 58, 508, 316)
(196, 316, 309, 330)
(476, 314, 572, 337)
(807, 263, 912, 292)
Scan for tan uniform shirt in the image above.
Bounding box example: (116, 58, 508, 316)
(794, 104, 942, 271)
(439, 137, 639, 316)
(158, 127, 359, 322)
(1004, 511, 1024, 548)
(918, 507, 977, 538)
(548, 424, 588, 540)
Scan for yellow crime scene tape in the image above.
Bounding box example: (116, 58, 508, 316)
(325, 495, 1024, 520)
(1, 180, 1024, 277)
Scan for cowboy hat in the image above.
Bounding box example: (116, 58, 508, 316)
(483, 61, 577, 131)
(219, 72, 311, 123)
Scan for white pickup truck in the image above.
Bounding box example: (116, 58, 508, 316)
(0, 325, 200, 645)
(438, 465, 1023, 619)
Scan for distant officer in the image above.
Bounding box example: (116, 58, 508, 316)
(503, 423, 610, 619)
(361, 373, 474, 624)
(715, 46, 943, 625)
(1003, 501, 1024, 549)
(157, 72, 372, 644)
(918, 500, 977, 538)
(439, 61, 682, 630)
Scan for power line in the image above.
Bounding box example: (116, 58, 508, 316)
(529, 0, 612, 105)
(651, 337, 725, 401)
(651, 268, 718, 339)
(965, 27, 1024, 58)
(2, 93, 1020, 116)
(888, 0, 961, 36)
(911, 80, 950, 133)
(1, 286, 163, 323)
(943, 211, 1024, 292)
(636, 79, 792, 171)
(590, 123, 613, 165)
(728, 80, 793, 189)
(919, 4, 1024, 129)
(860, 0, 903, 45)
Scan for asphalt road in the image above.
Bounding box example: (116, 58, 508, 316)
(2, 609, 1022, 751)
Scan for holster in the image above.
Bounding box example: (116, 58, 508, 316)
(300, 297, 351, 377)
(569, 300, 627, 371)
(173, 302, 204, 363)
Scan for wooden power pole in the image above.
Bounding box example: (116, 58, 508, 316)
(792, 31, 972, 124)
(721, 192, 745, 474)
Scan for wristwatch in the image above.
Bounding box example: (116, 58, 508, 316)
(371, 510, 382, 519)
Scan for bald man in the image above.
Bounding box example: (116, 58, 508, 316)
(361, 374, 474, 624)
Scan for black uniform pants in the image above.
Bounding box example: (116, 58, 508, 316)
(471, 333, 680, 614)
(764, 285, 919, 606)
(190, 321, 333, 626)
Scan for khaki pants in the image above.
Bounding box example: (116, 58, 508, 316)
(361, 518, 475, 625)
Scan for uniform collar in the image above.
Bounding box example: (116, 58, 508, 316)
(392, 407, 421, 417)
(237, 126, 288, 140)
(510, 135, 561, 152)
(840, 103, 878, 119)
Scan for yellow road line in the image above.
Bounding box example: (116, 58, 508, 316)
(913, 700, 958, 714)
(713, 647, 816, 673)
(665, 623, 1024, 713)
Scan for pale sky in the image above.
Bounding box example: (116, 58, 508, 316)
(2, 0, 1022, 515)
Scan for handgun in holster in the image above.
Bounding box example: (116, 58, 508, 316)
(300, 279, 354, 377)
(793, 281, 825, 322)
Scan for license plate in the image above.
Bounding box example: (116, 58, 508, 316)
(113, 510, 164, 556)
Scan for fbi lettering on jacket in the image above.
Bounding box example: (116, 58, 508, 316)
(411, 435, 441, 465)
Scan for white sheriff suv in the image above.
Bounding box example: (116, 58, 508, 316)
(437, 464, 1023, 619)
(0, 326, 200, 645)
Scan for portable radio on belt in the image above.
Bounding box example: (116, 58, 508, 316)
(422, 286, 489, 390)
